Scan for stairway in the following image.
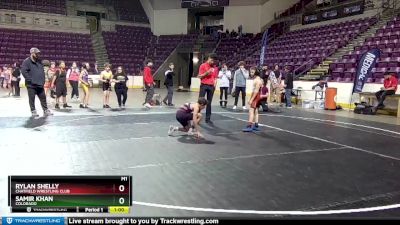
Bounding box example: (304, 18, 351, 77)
(300, 10, 396, 81)
(91, 32, 110, 72)
(195, 35, 218, 54)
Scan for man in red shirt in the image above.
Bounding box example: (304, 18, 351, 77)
(198, 54, 218, 123)
(375, 72, 398, 109)
(143, 59, 154, 108)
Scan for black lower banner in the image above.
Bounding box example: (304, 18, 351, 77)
(66, 218, 293, 225)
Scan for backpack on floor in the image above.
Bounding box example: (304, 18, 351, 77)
(354, 102, 376, 115)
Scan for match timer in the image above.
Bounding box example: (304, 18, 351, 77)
(8, 176, 132, 213)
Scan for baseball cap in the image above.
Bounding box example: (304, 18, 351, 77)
(30, 47, 40, 54)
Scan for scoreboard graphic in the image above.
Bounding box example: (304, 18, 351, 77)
(8, 176, 132, 213)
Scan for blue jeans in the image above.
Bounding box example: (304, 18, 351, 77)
(285, 89, 292, 107)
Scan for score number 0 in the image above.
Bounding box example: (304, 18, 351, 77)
(118, 184, 126, 205)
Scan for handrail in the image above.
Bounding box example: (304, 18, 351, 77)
(294, 59, 314, 79)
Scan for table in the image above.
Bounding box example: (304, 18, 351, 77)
(292, 89, 325, 105)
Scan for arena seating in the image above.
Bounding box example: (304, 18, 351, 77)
(0, 0, 66, 15)
(329, 16, 400, 82)
(103, 25, 184, 75)
(215, 33, 262, 69)
(216, 17, 376, 76)
(0, 28, 95, 68)
(114, 0, 149, 23)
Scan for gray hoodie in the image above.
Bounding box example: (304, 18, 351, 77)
(233, 68, 249, 87)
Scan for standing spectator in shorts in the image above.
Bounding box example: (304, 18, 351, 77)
(143, 59, 155, 109)
(218, 63, 231, 108)
(198, 53, 218, 124)
(269, 64, 282, 104)
(52, 61, 72, 109)
(79, 63, 91, 108)
(232, 61, 249, 110)
(4, 65, 12, 90)
(163, 63, 175, 106)
(100, 63, 113, 108)
(375, 72, 398, 109)
(11, 63, 21, 97)
(68, 62, 80, 101)
(21, 47, 53, 117)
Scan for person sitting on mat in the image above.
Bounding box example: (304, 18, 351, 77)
(243, 68, 263, 132)
(168, 97, 208, 139)
(375, 72, 398, 109)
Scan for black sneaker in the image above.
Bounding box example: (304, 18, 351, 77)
(103, 105, 106, 108)
(106, 105, 111, 108)
(63, 104, 72, 108)
(205, 120, 213, 125)
(168, 103, 175, 107)
(79, 104, 85, 108)
(55, 104, 60, 109)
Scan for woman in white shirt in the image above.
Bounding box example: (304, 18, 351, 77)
(218, 63, 232, 108)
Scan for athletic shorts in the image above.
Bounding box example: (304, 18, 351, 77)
(176, 109, 193, 127)
(102, 82, 111, 91)
(82, 83, 89, 93)
(251, 93, 262, 109)
(56, 84, 67, 97)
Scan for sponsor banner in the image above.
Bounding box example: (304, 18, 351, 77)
(303, 0, 364, 25)
(2, 217, 64, 225)
(181, 0, 229, 8)
(353, 48, 381, 93)
(259, 29, 269, 67)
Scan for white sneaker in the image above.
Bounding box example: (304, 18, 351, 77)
(168, 125, 177, 136)
(144, 103, 152, 109)
(31, 110, 39, 118)
(243, 106, 247, 110)
(44, 110, 53, 117)
(188, 128, 195, 136)
(233, 105, 237, 110)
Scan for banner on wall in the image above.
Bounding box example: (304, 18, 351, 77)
(353, 48, 381, 93)
(303, 0, 364, 25)
(259, 28, 269, 67)
(181, 0, 229, 8)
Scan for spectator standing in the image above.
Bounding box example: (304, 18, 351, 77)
(218, 63, 231, 108)
(232, 61, 249, 110)
(21, 47, 53, 117)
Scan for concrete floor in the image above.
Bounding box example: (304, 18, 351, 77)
(1, 87, 400, 218)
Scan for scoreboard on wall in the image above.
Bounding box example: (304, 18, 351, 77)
(8, 176, 132, 213)
(181, 0, 229, 8)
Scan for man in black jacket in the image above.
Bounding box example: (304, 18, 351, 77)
(163, 63, 175, 106)
(284, 66, 294, 108)
(21, 47, 53, 117)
